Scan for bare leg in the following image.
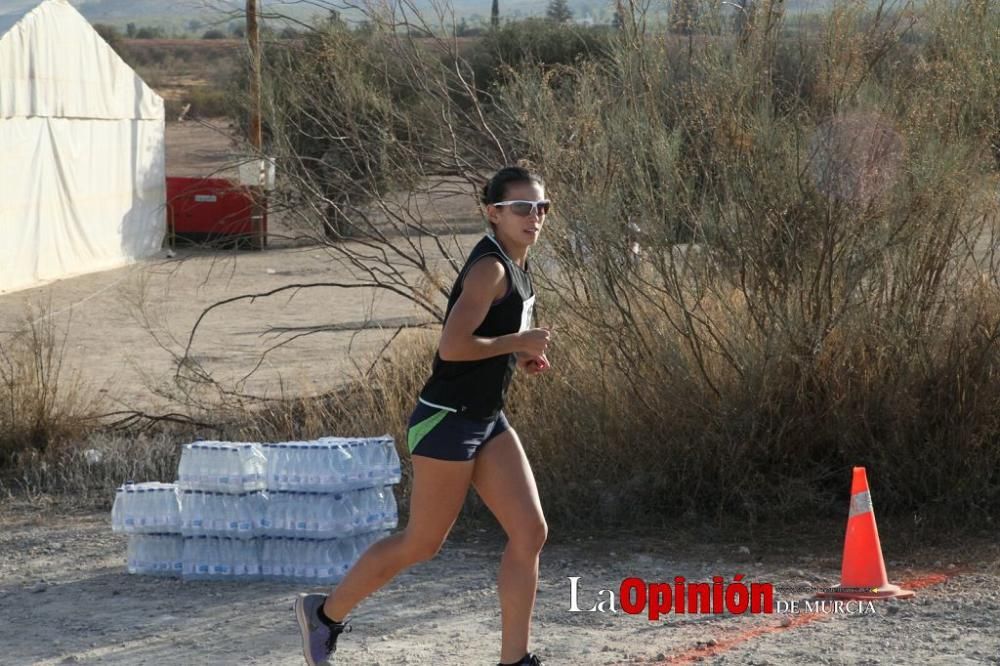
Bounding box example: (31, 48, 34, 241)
(472, 429, 547, 664)
(323, 455, 475, 621)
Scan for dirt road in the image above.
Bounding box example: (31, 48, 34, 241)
(1, 504, 998, 666)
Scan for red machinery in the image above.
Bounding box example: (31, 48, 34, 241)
(166, 177, 266, 247)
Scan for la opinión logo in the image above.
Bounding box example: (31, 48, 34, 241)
(568, 575, 774, 620)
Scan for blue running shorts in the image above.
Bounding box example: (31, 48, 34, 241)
(406, 400, 511, 461)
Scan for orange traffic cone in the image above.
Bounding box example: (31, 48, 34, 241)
(818, 467, 914, 600)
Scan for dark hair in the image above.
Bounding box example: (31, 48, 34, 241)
(481, 166, 545, 206)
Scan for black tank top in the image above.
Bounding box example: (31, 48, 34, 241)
(418, 234, 535, 420)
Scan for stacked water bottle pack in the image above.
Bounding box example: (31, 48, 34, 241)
(111, 482, 183, 575)
(262, 436, 400, 492)
(112, 436, 401, 583)
(177, 442, 267, 493)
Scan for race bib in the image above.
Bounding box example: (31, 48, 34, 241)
(520, 295, 535, 332)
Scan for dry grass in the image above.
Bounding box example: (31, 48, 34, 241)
(0, 304, 98, 467)
(120, 39, 241, 119)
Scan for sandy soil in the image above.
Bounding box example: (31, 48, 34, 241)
(0, 503, 998, 666)
(0, 235, 475, 413)
(165, 119, 242, 179)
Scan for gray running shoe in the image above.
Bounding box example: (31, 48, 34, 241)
(498, 654, 543, 666)
(294, 593, 350, 666)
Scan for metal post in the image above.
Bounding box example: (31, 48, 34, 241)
(246, 0, 266, 249)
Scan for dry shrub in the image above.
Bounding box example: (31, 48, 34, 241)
(0, 305, 97, 467)
(491, 0, 1000, 526)
(6, 432, 180, 504)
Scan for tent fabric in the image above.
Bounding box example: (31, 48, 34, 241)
(0, 0, 164, 120)
(0, 0, 166, 293)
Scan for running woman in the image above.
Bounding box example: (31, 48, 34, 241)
(295, 166, 552, 666)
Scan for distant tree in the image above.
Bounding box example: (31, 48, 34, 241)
(134, 26, 165, 39)
(546, 0, 573, 22)
(455, 18, 483, 37)
(231, 23, 245, 38)
(327, 10, 346, 29)
(93, 23, 120, 42)
(125, 22, 137, 38)
(202, 29, 227, 40)
(93, 23, 125, 54)
(668, 0, 700, 35)
(491, 0, 499, 28)
(187, 19, 204, 33)
(280, 26, 300, 39)
(612, 5, 624, 30)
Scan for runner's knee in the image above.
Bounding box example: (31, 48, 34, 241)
(403, 533, 447, 563)
(509, 516, 547, 554)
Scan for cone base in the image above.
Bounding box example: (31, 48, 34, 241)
(816, 582, 914, 601)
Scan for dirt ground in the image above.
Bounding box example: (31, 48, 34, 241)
(3, 121, 1000, 666)
(0, 235, 463, 413)
(0, 503, 998, 666)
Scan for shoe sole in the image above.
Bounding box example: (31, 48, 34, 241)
(294, 593, 321, 666)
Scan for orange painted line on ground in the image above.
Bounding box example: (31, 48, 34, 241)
(651, 572, 953, 665)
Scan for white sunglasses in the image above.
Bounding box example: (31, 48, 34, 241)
(492, 199, 551, 217)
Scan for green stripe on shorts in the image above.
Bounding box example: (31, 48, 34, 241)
(407, 408, 450, 453)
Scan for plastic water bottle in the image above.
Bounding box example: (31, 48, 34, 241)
(334, 492, 352, 534)
(275, 445, 290, 490)
(366, 438, 386, 481)
(315, 541, 333, 583)
(317, 438, 353, 491)
(177, 445, 194, 487)
(268, 492, 283, 537)
(280, 538, 291, 580)
(199, 445, 214, 489)
(182, 536, 206, 580)
(336, 538, 357, 576)
(384, 437, 401, 484)
(293, 538, 306, 582)
(167, 486, 181, 530)
(299, 445, 313, 490)
(294, 493, 308, 534)
(262, 444, 276, 489)
(260, 537, 274, 578)
(348, 440, 367, 489)
(286, 445, 300, 489)
(381, 486, 398, 529)
(126, 535, 140, 574)
(360, 438, 377, 485)
(281, 444, 293, 490)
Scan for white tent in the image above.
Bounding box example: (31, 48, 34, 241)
(0, 0, 166, 294)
